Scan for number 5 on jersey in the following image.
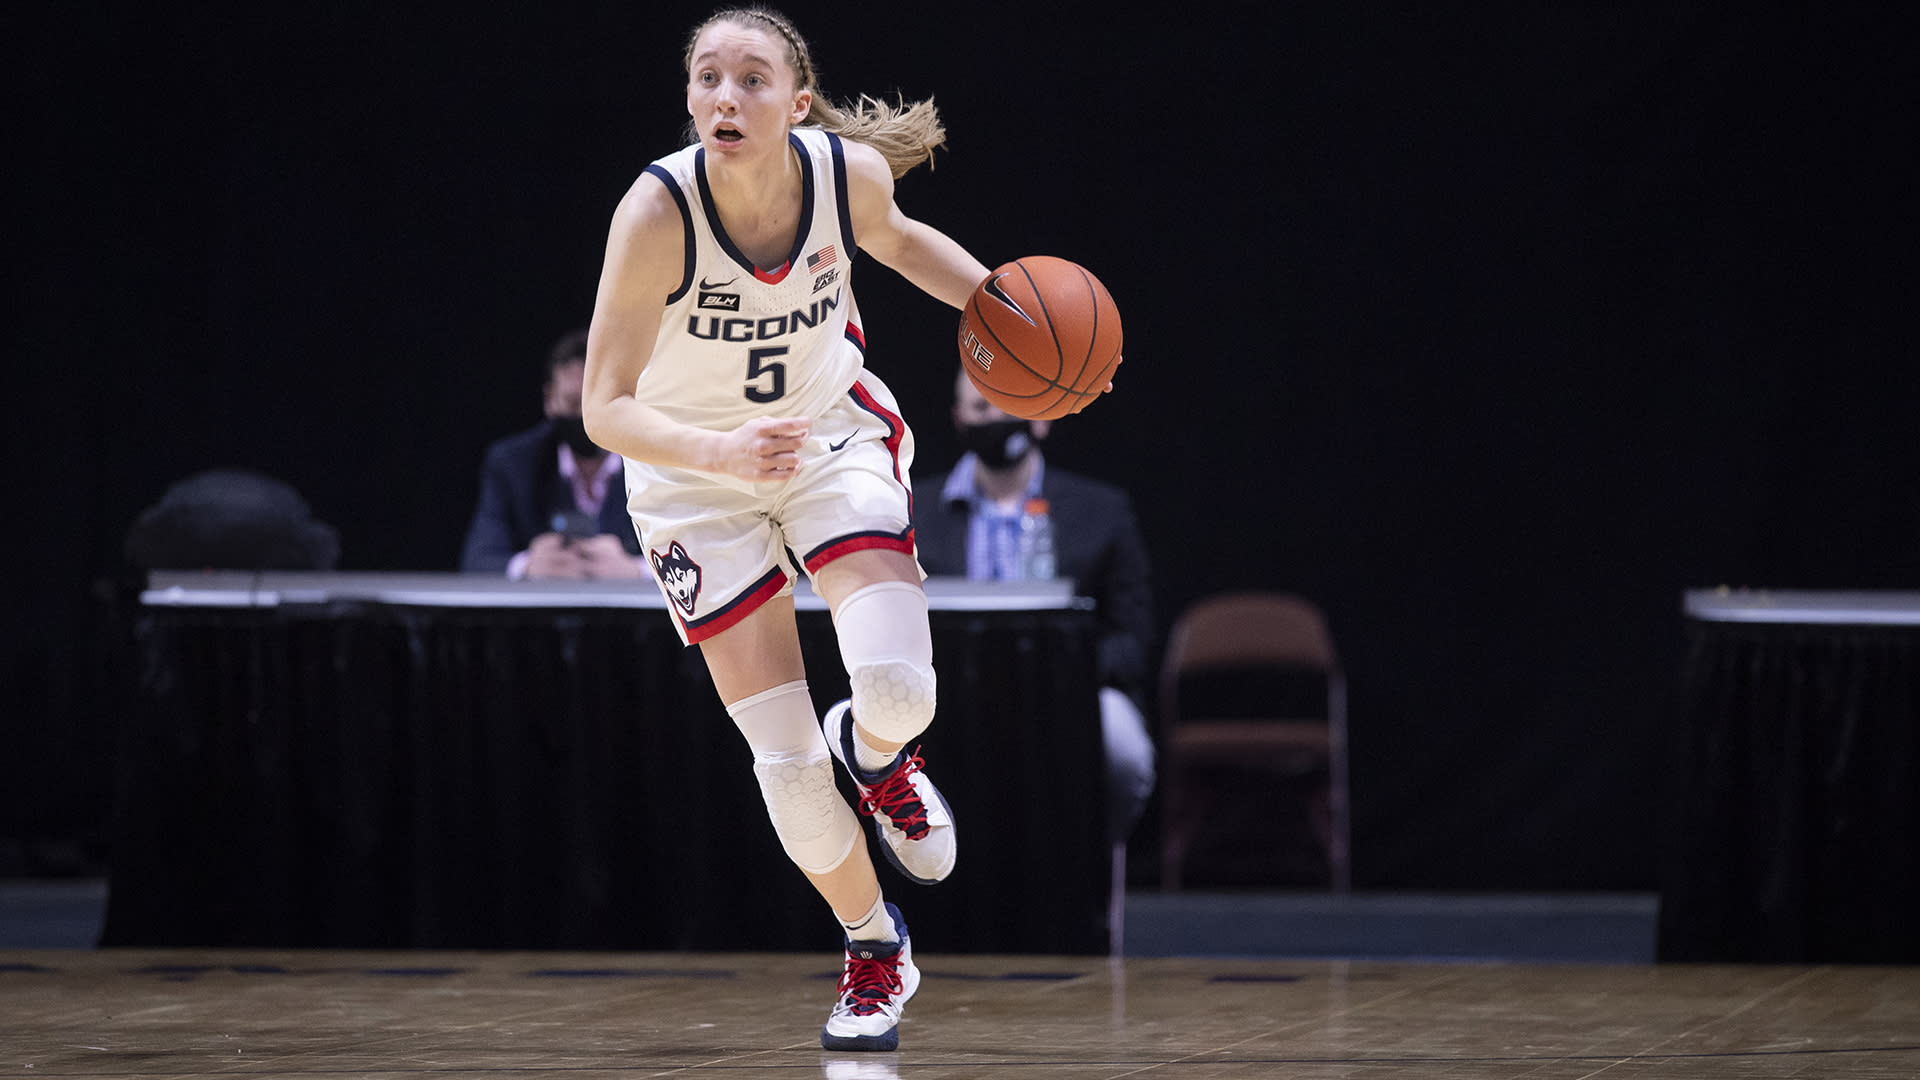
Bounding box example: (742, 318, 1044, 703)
(746, 346, 787, 403)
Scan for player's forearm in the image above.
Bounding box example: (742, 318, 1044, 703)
(879, 220, 989, 310)
(584, 394, 723, 473)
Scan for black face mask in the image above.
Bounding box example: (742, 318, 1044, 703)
(958, 418, 1036, 470)
(551, 414, 602, 458)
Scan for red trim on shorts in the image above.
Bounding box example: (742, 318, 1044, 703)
(803, 529, 916, 575)
(847, 379, 906, 490)
(681, 567, 789, 644)
(845, 321, 866, 351)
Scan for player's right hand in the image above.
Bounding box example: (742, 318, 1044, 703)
(715, 416, 811, 482)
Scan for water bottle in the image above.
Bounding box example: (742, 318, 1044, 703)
(1018, 497, 1056, 581)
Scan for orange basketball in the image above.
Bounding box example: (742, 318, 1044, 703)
(956, 256, 1123, 420)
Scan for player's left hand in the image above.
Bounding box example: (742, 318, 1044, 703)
(1071, 354, 1121, 413)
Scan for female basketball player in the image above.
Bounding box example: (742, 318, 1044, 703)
(581, 6, 1042, 1053)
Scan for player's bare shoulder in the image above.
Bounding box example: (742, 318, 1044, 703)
(838, 139, 898, 212)
(838, 138, 895, 187)
(838, 139, 907, 258)
(600, 168, 689, 296)
(612, 171, 686, 249)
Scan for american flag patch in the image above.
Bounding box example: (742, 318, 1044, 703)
(807, 245, 837, 271)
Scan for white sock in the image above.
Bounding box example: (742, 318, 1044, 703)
(851, 719, 899, 774)
(840, 892, 899, 943)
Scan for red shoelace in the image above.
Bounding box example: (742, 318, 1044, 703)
(838, 949, 904, 1015)
(855, 749, 930, 839)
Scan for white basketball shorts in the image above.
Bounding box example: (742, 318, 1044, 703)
(625, 369, 922, 644)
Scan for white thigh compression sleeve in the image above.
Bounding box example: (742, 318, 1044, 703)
(831, 581, 937, 744)
(725, 680, 860, 874)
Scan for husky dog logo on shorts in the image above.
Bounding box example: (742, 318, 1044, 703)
(649, 540, 702, 616)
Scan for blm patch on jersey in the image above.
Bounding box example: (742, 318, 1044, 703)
(699, 291, 740, 311)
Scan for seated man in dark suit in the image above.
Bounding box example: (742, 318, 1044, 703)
(912, 368, 1156, 842)
(461, 329, 646, 580)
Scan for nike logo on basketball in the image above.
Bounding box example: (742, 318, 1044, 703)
(828, 430, 859, 452)
(983, 272, 1036, 326)
(699, 274, 738, 289)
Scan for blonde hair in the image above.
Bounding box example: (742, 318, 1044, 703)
(685, 6, 947, 179)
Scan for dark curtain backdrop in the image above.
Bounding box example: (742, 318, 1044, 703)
(1662, 620, 1920, 961)
(8, 4, 1917, 889)
(101, 604, 1108, 953)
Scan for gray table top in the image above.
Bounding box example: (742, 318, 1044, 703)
(1685, 588, 1920, 626)
(142, 571, 1089, 611)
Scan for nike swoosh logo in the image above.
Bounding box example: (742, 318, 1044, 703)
(983, 272, 1036, 326)
(828, 429, 859, 452)
(699, 275, 738, 289)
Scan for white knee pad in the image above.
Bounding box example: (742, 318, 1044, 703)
(727, 680, 860, 874)
(832, 582, 937, 744)
(849, 659, 938, 744)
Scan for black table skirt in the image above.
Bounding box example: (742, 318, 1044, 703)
(1659, 616, 1920, 962)
(103, 603, 1108, 954)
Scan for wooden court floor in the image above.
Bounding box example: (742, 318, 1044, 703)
(4, 949, 1918, 1078)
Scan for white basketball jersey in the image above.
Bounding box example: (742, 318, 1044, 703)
(636, 128, 865, 431)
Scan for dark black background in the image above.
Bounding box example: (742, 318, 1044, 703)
(7, 3, 1915, 889)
